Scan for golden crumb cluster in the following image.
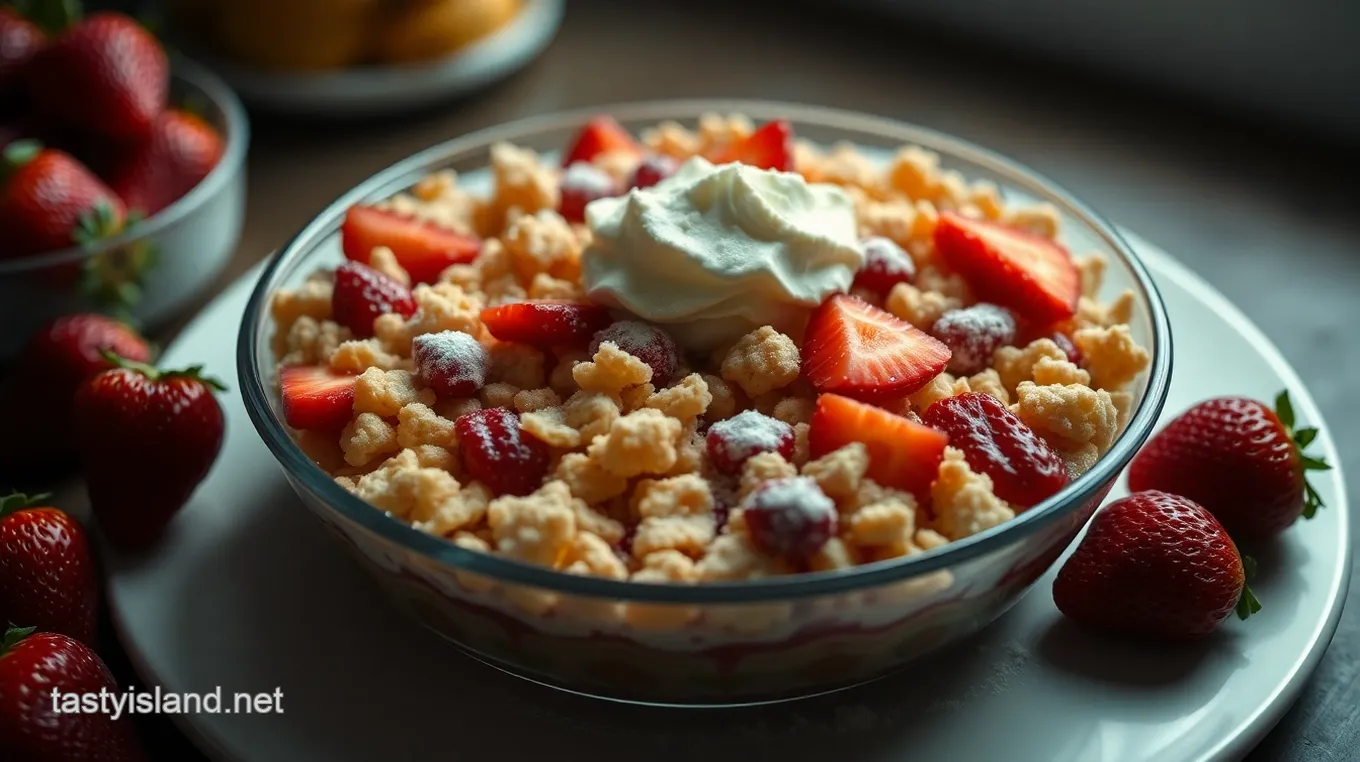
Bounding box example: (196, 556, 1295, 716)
(271, 114, 1151, 604)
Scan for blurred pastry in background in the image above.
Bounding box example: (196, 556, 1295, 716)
(377, 0, 521, 65)
(216, 0, 375, 72)
(169, 0, 523, 72)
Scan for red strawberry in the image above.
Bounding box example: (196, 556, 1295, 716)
(412, 330, 488, 397)
(629, 154, 678, 189)
(331, 260, 417, 339)
(742, 477, 837, 560)
(105, 109, 224, 215)
(706, 119, 794, 172)
(1128, 391, 1330, 539)
(341, 205, 481, 285)
(561, 115, 641, 168)
(557, 161, 617, 224)
(0, 8, 45, 102)
(279, 365, 357, 432)
(934, 211, 1080, 325)
(0, 494, 98, 645)
(801, 293, 951, 401)
(0, 626, 147, 761)
(28, 12, 168, 142)
(852, 236, 916, 297)
(588, 321, 678, 386)
(706, 409, 795, 475)
(0, 141, 125, 259)
(922, 392, 1068, 508)
(809, 393, 948, 499)
(0, 314, 150, 477)
(480, 301, 612, 348)
(455, 407, 549, 497)
(1053, 491, 1260, 639)
(72, 355, 226, 551)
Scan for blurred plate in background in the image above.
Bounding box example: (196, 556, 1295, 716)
(186, 0, 563, 119)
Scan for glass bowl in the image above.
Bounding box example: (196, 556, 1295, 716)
(238, 101, 1172, 706)
(0, 57, 248, 360)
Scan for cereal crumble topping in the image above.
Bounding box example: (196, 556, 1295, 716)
(270, 113, 1150, 600)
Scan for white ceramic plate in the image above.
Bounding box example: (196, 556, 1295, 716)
(201, 0, 563, 118)
(103, 232, 1348, 762)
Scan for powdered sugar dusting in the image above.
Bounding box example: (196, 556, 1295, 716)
(862, 236, 915, 277)
(563, 162, 617, 195)
(590, 320, 678, 384)
(932, 303, 1017, 375)
(748, 476, 835, 519)
(413, 330, 489, 395)
(709, 409, 793, 461)
(594, 320, 670, 353)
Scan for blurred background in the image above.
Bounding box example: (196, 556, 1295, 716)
(10, 0, 1359, 759)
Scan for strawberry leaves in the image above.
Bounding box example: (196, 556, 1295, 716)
(98, 349, 228, 392)
(1274, 390, 1332, 519)
(9, 0, 81, 34)
(0, 492, 52, 518)
(1, 624, 37, 656)
(1235, 553, 1262, 621)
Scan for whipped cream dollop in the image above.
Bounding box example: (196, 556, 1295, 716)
(582, 157, 863, 349)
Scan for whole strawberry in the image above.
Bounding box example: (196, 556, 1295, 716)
(0, 626, 147, 761)
(28, 11, 168, 142)
(0, 494, 98, 645)
(0, 7, 45, 103)
(0, 141, 125, 259)
(0, 314, 151, 479)
(73, 353, 225, 551)
(1054, 490, 1260, 639)
(1128, 391, 1330, 539)
(106, 108, 225, 215)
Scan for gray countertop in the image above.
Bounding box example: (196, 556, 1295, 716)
(131, 0, 1359, 758)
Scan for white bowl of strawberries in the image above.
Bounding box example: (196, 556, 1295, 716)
(0, 4, 248, 359)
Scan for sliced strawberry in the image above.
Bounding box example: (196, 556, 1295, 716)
(809, 393, 949, 499)
(480, 301, 613, 348)
(706, 120, 794, 172)
(332, 260, 417, 339)
(561, 116, 642, 168)
(933, 212, 1079, 325)
(923, 392, 1068, 508)
(801, 294, 951, 401)
(279, 366, 356, 432)
(341, 205, 481, 285)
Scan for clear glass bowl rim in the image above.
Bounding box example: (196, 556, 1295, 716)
(237, 99, 1173, 604)
(0, 56, 251, 274)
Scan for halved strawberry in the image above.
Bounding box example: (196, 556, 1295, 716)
(706, 120, 794, 172)
(561, 116, 642, 168)
(801, 294, 951, 401)
(341, 205, 481, 285)
(933, 212, 1079, 325)
(480, 301, 613, 348)
(809, 393, 949, 499)
(280, 366, 356, 432)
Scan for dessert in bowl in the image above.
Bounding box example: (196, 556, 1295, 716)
(239, 102, 1171, 704)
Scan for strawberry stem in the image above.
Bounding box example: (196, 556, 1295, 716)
(99, 349, 229, 392)
(1, 625, 37, 657)
(10, 0, 81, 34)
(0, 491, 52, 519)
(0, 140, 41, 187)
(72, 201, 124, 247)
(1236, 584, 1262, 620)
(1273, 389, 1332, 519)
